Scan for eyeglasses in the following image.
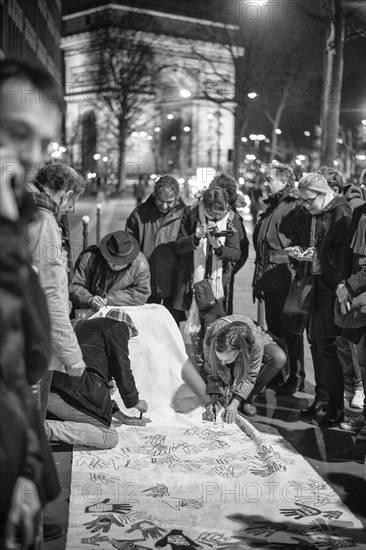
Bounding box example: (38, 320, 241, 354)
(301, 195, 318, 207)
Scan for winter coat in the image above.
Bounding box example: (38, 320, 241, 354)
(51, 318, 138, 426)
(173, 204, 241, 312)
(69, 248, 151, 308)
(253, 185, 301, 292)
(0, 214, 58, 540)
(281, 195, 352, 340)
(125, 194, 187, 297)
(204, 315, 274, 400)
(27, 185, 83, 370)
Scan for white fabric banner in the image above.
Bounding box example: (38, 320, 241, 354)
(65, 305, 365, 549)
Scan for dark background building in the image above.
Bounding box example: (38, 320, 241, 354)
(0, 0, 62, 85)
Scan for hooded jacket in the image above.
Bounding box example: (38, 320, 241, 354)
(125, 194, 187, 297)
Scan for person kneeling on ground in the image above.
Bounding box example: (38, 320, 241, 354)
(45, 310, 150, 448)
(69, 230, 151, 313)
(204, 315, 288, 422)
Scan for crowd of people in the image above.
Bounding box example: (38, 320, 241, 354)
(1, 57, 366, 548)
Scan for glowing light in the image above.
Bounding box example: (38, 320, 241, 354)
(52, 142, 59, 150)
(247, 92, 258, 99)
(275, 129, 282, 135)
(362, 120, 366, 126)
(337, 139, 343, 144)
(93, 153, 100, 160)
(139, 131, 147, 138)
(249, 134, 258, 141)
(207, 113, 214, 120)
(257, 134, 266, 141)
(147, 135, 153, 141)
(178, 178, 185, 184)
(295, 159, 302, 166)
(131, 132, 138, 137)
(241, 137, 248, 143)
(103, 156, 108, 162)
(150, 174, 157, 179)
(304, 131, 311, 137)
(297, 155, 306, 161)
(59, 146, 66, 153)
(183, 126, 191, 132)
(180, 89, 191, 98)
(168, 160, 174, 165)
(356, 154, 366, 161)
(82, 215, 90, 224)
(171, 136, 177, 141)
(246, 154, 256, 160)
(167, 113, 174, 120)
(154, 126, 161, 132)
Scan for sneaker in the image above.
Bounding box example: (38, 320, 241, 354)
(357, 425, 366, 441)
(351, 389, 365, 410)
(340, 414, 365, 432)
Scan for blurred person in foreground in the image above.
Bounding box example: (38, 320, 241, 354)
(46, 309, 150, 448)
(252, 163, 305, 395)
(126, 175, 187, 324)
(69, 230, 151, 312)
(0, 59, 62, 548)
(319, 165, 365, 411)
(209, 172, 249, 315)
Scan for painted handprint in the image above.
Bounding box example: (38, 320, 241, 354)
(178, 442, 202, 455)
(89, 473, 120, 485)
(85, 499, 133, 514)
(111, 539, 148, 550)
(182, 428, 200, 437)
(126, 520, 166, 540)
(141, 484, 169, 498)
(280, 503, 321, 520)
(212, 464, 246, 478)
(81, 533, 109, 545)
(245, 521, 289, 538)
(76, 456, 110, 470)
(163, 498, 203, 511)
(195, 532, 230, 547)
(250, 461, 287, 477)
(83, 513, 128, 533)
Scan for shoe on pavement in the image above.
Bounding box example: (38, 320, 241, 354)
(340, 414, 365, 432)
(300, 399, 328, 417)
(357, 424, 366, 441)
(350, 389, 365, 410)
(43, 523, 62, 542)
(240, 402, 257, 417)
(319, 409, 344, 428)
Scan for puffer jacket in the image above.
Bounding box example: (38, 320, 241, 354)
(27, 184, 83, 370)
(125, 194, 188, 297)
(253, 184, 300, 292)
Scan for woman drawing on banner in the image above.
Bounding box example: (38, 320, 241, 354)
(204, 316, 288, 421)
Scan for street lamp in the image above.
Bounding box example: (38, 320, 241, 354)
(180, 89, 191, 98)
(93, 153, 100, 160)
(247, 92, 258, 99)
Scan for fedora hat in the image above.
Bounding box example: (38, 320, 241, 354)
(100, 231, 139, 266)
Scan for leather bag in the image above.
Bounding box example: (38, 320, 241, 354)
(193, 279, 216, 312)
(283, 273, 315, 315)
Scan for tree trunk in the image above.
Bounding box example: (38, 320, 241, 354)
(320, 0, 345, 166)
(117, 123, 127, 192)
(270, 92, 288, 161)
(233, 104, 248, 180)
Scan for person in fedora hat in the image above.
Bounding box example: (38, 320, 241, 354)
(69, 230, 151, 311)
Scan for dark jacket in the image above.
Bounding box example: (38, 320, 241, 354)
(253, 185, 300, 292)
(125, 194, 188, 297)
(281, 195, 352, 339)
(0, 214, 58, 540)
(69, 248, 151, 308)
(51, 318, 139, 426)
(173, 204, 241, 312)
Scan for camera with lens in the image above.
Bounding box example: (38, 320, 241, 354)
(203, 224, 234, 238)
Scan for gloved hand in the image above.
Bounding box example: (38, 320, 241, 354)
(252, 288, 264, 303)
